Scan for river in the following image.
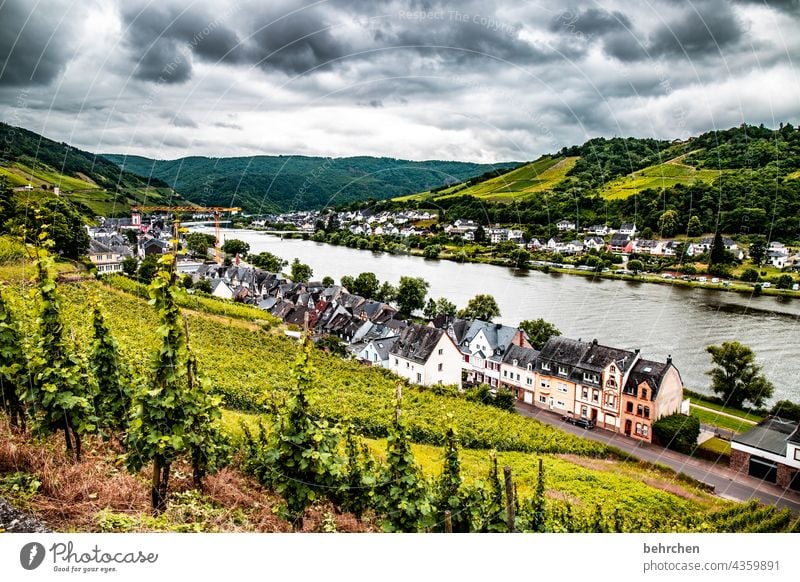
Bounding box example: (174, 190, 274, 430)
(199, 228, 800, 404)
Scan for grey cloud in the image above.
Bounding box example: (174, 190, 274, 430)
(0, 0, 75, 86)
(733, 0, 800, 14)
(170, 114, 198, 128)
(548, 8, 632, 37)
(648, 0, 743, 58)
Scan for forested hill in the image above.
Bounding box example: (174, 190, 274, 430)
(0, 123, 181, 218)
(102, 153, 518, 213)
(394, 123, 800, 241)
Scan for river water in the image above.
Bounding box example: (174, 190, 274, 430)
(200, 228, 800, 404)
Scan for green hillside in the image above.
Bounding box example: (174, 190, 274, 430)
(103, 153, 517, 213)
(0, 123, 185, 218)
(399, 156, 578, 203)
(599, 154, 728, 199)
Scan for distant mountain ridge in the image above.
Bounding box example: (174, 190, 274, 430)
(101, 153, 519, 213)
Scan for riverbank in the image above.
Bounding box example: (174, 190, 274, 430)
(257, 230, 800, 300)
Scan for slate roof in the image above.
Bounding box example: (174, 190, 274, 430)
(609, 233, 631, 246)
(390, 324, 445, 364)
(461, 320, 519, 355)
(88, 239, 114, 254)
(502, 345, 539, 369)
(538, 336, 590, 367)
(447, 319, 472, 344)
(623, 359, 669, 397)
(580, 341, 636, 373)
(732, 417, 799, 457)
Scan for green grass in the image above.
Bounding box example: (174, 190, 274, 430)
(697, 437, 731, 457)
(690, 407, 758, 434)
(396, 156, 578, 203)
(0, 161, 100, 191)
(687, 396, 763, 423)
(600, 157, 725, 200)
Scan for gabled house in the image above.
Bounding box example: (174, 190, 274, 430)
(88, 239, 124, 274)
(620, 357, 684, 442)
(357, 336, 400, 368)
(619, 223, 637, 236)
(210, 279, 234, 300)
(588, 224, 610, 236)
(584, 236, 605, 251)
(500, 345, 540, 403)
(388, 324, 462, 387)
(458, 320, 530, 388)
(142, 238, 169, 257)
(632, 239, 659, 255)
(556, 220, 576, 232)
(608, 233, 632, 254)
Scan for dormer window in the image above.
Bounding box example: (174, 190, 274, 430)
(527, 363, 533, 371)
(557, 365, 568, 376)
(513, 359, 518, 367)
(541, 362, 550, 371)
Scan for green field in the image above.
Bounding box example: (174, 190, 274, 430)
(600, 157, 725, 199)
(0, 160, 100, 191)
(397, 156, 578, 203)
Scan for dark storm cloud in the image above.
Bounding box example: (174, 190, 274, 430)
(548, 8, 632, 37)
(734, 0, 800, 14)
(648, 0, 744, 58)
(0, 0, 74, 86)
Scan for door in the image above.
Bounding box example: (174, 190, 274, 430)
(590, 409, 598, 423)
(624, 419, 632, 436)
(523, 391, 533, 405)
(748, 458, 777, 483)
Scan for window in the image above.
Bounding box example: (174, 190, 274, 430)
(795, 449, 800, 461)
(557, 382, 568, 393)
(642, 388, 648, 399)
(635, 423, 642, 435)
(581, 387, 589, 399)
(642, 424, 649, 437)
(416, 373, 422, 382)
(541, 362, 550, 371)
(637, 404, 643, 416)
(516, 373, 520, 381)
(373, 354, 378, 362)
(606, 394, 616, 408)
(643, 406, 650, 419)
(526, 378, 533, 385)
(513, 359, 518, 366)
(592, 390, 599, 403)
(406, 362, 410, 368)
(538, 395, 547, 403)
(394, 358, 398, 365)
(558, 365, 568, 376)
(438, 348, 443, 356)
(583, 372, 599, 383)
(527, 363, 533, 371)
(581, 406, 588, 418)
(540, 380, 549, 388)
(503, 370, 507, 377)
(557, 400, 565, 408)
(463, 355, 470, 363)
(438, 363, 443, 372)
(626, 402, 633, 413)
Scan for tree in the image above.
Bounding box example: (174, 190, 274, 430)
(706, 342, 774, 409)
(641, 226, 653, 240)
(682, 263, 697, 276)
(519, 319, 561, 350)
(457, 294, 501, 322)
(340, 275, 355, 291)
(769, 400, 800, 422)
(709, 231, 727, 265)
(89, 299, 131, 438)
(474, 225, 486, 243)
(186, 232, 213, 258)
(508, 248, 531, 268)
(137, 254, 159, 283)
(220, 239, 250, 257)
(658, 210, 679, 237)
(423, 298, 437, 320)
(627, 259, 644, 274)
(195, 277, 212, 294)
(395, 276, 429, 317)
(250, 251, 287, 273)
(687, 215, 703, 237)
(126, 255, 228, 513)
(124, 229, 138, 247)
(26, 243, 95, 461)
(423, 244, 441, 259)
(322, 276, 334, 287)
(748, 236, 767, 266)
(121, 256, 138, 278)
(652, 414, 700, 454)
(0, 288, 28, 429)
(740, 268, 759, 282)
(24, 199, 90, 259)
(435, 297, 457, 318)
(776, 274, 795, 289)
(351, 272, 380, 299)
(375, 281, 397, 303)
(290, 258, 313, 282)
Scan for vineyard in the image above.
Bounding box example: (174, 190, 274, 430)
(0, 256, 798, 533)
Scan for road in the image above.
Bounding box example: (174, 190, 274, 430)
(515, 402, 800, 513)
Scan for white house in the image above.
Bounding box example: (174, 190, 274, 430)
(357, 336, 399, 368)
(767, 250, 789, 269)
(88, 239, 124, 274)
(456, 320, 530, 388)
(556, 220, 576, 232)
(210, 279, 234, 300)
(500, 345, 540, 403)
(731, 417, 800, 491)
(388, 324, 462, 388)
(619, 223, 637, 236)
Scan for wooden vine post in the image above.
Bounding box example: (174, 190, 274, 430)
(504, 466, 515, 532)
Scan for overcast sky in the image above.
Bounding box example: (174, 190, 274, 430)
(0, 0, 798, 163)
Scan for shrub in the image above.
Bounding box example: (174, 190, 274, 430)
(652, 414, 700, 454)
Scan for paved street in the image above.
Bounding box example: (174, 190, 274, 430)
(515, 402, 800, 513)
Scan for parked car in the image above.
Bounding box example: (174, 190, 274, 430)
(762, 282, 771, 288)
(561, 414, 595, 429)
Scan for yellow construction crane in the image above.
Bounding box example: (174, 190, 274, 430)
(131, 205, 241, 264)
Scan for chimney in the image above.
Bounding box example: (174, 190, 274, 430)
(592, 338, 598, 345)
(667, 354, 672, 365)
(635, 348, 640, 355)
